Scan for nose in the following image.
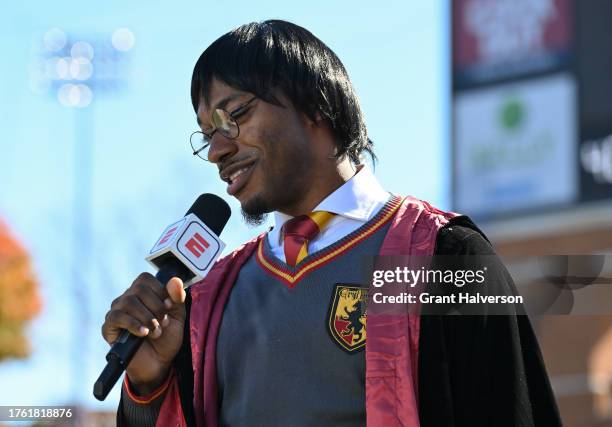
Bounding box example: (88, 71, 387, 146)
(207, 133, 238, 164)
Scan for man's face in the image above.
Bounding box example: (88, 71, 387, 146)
(197, 78, 317, 224)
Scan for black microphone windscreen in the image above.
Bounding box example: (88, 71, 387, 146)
(186, 193, 231, 236)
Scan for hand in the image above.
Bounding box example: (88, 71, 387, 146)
(101, 273, 186, 394)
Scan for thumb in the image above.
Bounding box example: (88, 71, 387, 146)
(165, 277, 186, 315)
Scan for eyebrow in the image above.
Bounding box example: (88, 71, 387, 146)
(196, 93, 244, 126)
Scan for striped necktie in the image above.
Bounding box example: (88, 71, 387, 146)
(282, 211, 335, 266)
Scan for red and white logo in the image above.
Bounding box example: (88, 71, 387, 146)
(453, 0, 571, 70)
(146, 214, 225, 285)
(159, 226, 180, 245)
(177, 222, 221, 272)
(184, 232, 211, 258)
(150, 218, 186, 254)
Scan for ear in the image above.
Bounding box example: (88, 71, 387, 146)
(304, 112, 325, 130)
(301, 111, 324, 129)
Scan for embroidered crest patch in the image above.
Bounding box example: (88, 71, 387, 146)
(328, 284, 367, 353)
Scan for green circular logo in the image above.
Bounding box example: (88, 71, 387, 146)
(500, 99, 524, 131)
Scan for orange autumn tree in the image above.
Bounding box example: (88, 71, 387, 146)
(0, 219, 42, 360)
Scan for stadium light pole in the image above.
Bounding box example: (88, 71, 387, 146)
(32, 27, 134, 405)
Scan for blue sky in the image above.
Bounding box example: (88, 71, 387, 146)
(0, 0, 448, 410)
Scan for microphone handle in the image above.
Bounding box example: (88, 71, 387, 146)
(93, 258, 192, 401)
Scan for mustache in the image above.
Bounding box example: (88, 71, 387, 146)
(218, 154, 256, 172)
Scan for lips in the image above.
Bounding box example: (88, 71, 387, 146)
(220, 160, 256, 196)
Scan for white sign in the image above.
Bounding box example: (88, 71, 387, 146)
(454, 73, 578, 217)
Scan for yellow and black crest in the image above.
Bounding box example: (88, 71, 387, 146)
(327, 284, 367, 353)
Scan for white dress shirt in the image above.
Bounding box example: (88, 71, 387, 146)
(268, 165, 392, 263)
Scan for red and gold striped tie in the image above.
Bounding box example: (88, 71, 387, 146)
(282, 211, 335, 266)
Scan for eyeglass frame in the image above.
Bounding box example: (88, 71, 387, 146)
(190, 96, 258, 161)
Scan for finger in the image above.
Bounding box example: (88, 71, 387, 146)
(149, 325, 163, 340)
(130, 283, 168, 321)
(114, 295, 162, 332)
(166, 277, 186, 306)
(131, 272, 167, 300)
(103, 310, 150, 343)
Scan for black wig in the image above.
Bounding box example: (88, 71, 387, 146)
(191, 19, 375, 164)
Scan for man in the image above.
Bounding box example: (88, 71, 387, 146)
(102, 20, 562, 426)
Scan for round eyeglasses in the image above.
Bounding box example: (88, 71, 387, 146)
(190, 96, 257, 161)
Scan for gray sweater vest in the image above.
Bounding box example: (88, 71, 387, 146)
(216, 208, 395, 427)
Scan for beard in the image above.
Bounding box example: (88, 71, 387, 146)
(239, 165, 309, 227)
(241, 194, 269, 226)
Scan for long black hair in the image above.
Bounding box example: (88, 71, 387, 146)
(191, 19, 375, 164)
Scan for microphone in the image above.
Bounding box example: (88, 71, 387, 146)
(93, 193, 231, 401)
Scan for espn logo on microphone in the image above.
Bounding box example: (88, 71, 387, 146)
(184, 232, 210, 258)
(177, 223, 221, 271)
(146, 213, 225, 285)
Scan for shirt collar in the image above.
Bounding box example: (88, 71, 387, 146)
(269, 164, 389, 241)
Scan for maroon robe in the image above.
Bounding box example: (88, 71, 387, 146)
(155, 196, 456, 427)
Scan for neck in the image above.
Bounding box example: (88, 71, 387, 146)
(280, 157, 357, 217)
